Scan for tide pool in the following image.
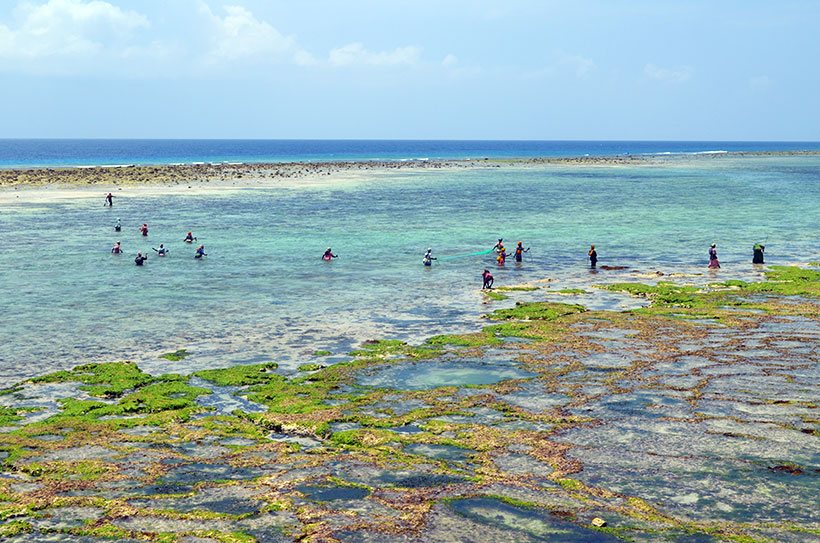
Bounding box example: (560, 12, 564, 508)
(0, 155, 818, 380)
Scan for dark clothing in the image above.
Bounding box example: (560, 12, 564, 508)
(589, 250, 598, 267)
(753, 245, 765, 264)
(135, 255, 147, 266)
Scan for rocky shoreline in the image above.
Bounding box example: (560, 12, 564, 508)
(0, 266, 817, 542)
(1, 150, 819, 189)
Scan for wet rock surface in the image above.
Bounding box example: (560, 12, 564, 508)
(0, 271, 818, 542)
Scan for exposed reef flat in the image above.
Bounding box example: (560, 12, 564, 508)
(2, 150, 819, 190)
(0, 266, 818, 542)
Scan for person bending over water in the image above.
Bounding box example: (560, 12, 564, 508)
(493, 238, 504, 253)
(753, 243, 765, 264)
(153, 244, 169, 257)
(322, 248, 338, 261)
(514, 242, 530, 262)
(588, 245, 598, 268)
(114, 218, 121, 232)
(422, 248, 436, 266)
(482, 269, 494, 289)
(105, 193, 113, 206)
(183, 232, 197, 243)
(134, 252, 148, 266)
(194, 245, 207, 259)
(139, 223, 149, 236)
(111, 242, 122, 254)
(708, 244, 720, 269)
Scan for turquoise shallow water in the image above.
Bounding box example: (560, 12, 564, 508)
(0, 156, 818, 380)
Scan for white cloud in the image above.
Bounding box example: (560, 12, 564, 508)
(520, 50, 595, 81)
(199, 3, 309, 64)
(0, 0, 149, 59)
(0, 1, 426, 75)
(328, 42, 421, 67)
(442, 53, 458, 68)
(644, 63, 693, 83)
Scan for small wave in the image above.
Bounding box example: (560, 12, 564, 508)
(73, 164, 135, 169)
(641, 150, 728, 157)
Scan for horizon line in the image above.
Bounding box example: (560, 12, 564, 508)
(1, 138, 819, 143)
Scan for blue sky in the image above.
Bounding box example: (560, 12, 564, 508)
(0, 0, 817, 139)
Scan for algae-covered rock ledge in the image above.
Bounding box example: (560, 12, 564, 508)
(0, 266, 818, 542)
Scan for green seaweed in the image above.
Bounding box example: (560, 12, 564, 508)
(348, 339, 440, 360)
(484, 290, 508, 301)
(554, 288, 589, 294)
(194, 362, 280, 386)
(18, 459, 110, 481)
(496, 285, 540, 292)
(28, 361, 155, 398)
(602, 282, 701, 306)
(160, 349, 190, 361)
(0, 407, 24, 426)
(426, 331, 503, 347)
(0, 520, 32, 537)
(487, 301, 586, 321)
(313, 350, 332, 356)
(2, 266, 818, 542)
(718, 266, 820, 297)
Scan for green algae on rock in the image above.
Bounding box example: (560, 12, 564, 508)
(486, 301, 586, 321)
(28, 361, 154, 398)
(160, 349, 191, 361)
(0, 267, 817, 542)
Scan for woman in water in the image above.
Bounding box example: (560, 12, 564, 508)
(134, 252, 148, 266)
(422, 248, 436, 266)
(322, 248, 338, 261)
(753, 243, 765, 264)
(493, 238, 504, 253)
(588, 245, 598, 268)
(496, 246, 508, 265)
(183, 232, 197, 243)
(195, 245, 207, 259)
(514, 242, 530, 262)
(153, 244, 169, 257)
(111, 242, 122, 254)
(708, 244, 720, 269)
(114, 218, 121, 232)
(139, 223, 149, 237)
(482, 269, 494, 289)
(105, 193, 113, 206)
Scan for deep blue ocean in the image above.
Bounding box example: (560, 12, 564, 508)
(1, 139, 820, 167)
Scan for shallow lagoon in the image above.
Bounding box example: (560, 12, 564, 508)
(1, 156, 818, 380)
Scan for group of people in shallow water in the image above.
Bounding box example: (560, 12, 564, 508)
(707, 243, 766, 269)
(110, 218, 207, 265)
(317, 235, 767, 291)
(105, 193, 767, 278)
(490, 239, 530, 265)
(475, 238, 765, 290)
